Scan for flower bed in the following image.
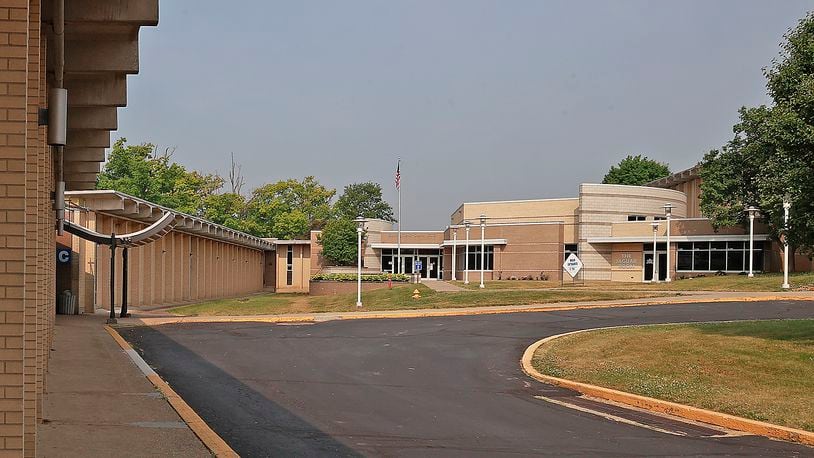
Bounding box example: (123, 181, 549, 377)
(311, 273, 410, 282)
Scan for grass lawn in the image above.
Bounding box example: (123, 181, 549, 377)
(532, 319, 814, 432)
(168, 284, 676, 316)
(456, 272, 814, 292)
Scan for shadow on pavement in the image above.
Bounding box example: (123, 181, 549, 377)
(118, 325, 361, 457)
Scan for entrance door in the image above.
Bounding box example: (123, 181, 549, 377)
(644, 253, 655, 281)
(658, 253, 668, 281)
(418, 256, 429, 279)
(427, 256, 438, 280)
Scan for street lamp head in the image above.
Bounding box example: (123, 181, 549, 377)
(663, 203, 673, 217)
(479, 214, 487, 225)
(651, 221, 660, 232)
(354, 215, 367, 230)
(464, 220, 471, 229)
(745, 206, 759, 217)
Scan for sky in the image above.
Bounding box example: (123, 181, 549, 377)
(117, 0, 813, 229)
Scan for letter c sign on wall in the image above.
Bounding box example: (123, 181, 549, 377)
(57, 248, 71, 264)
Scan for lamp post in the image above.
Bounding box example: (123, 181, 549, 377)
(451, 227, 458, 281)
(663, 203, 673, 282)
(651, 222, 659, 283)
(464, 221, 471, 285)
(479, 214, 486, 289)
(782, 199, 791, 290)
(355, 216, 366, 307)
(745, 206, 759, 278)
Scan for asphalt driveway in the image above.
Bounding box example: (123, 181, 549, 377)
(120, 300, 814, 457)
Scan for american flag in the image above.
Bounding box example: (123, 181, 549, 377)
(395, 160, 401, 190)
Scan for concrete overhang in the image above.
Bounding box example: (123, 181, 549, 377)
(44, 0, 159, 190)
(66, 190, 273, 251)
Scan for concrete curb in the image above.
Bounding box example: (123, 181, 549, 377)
(520, 328, 814, 447)
(104, 326, 239, 457)
(135, 294, 814, 326)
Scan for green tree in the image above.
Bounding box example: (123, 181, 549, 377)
(602, 155, 671, 186)
(701, 13, 814, 254)
(202, 192, 247, 230)
(319, 219, 359, 266)
(271, 210, 310, 240)
(97, 138, 223, 215)
(333, 182, 395, 221)
(244, 176, 335, 238)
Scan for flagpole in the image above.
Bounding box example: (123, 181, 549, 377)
(397, 160, 401, 274)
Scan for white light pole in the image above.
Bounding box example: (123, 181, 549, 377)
(746, 206, 758, 278)
(355, 216, 366, 307)
(479, 214, 486, 289)
(663, 203, 673, 282)
(464, 221, 471, 285)
(451, 227, 457, 281)
(651, 221, 659, 283)
(782, 199, 791, 290)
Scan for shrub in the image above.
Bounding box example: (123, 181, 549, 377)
(311, 273, 410, 282)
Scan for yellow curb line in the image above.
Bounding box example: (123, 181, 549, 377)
(104, 326, 239, 457)
(137, 294, 813, 325)
(520, 327, 814, 447)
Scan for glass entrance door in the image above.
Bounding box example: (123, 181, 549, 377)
(644, 253, 655, 281)
(427, 256, 438, 279)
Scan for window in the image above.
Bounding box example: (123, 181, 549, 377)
(676, 241, 764, 272)
(466, 245, 494, 270)
(653, 216, 666, 221)
(627, 215, 646, 221)
(286, 245, 293, 285)
(564, 244, 578, 261)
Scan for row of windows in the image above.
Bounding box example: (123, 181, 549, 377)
(628, 215, 667, 221)
(676, 241, 764, 272)
(455, 245, 495, 271)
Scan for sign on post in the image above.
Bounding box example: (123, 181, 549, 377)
(562, 253, 583, 278)
(414, 260, 423, 271)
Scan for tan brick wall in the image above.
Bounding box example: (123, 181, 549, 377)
(578, 184, 687, 281)
(75, 212, 266, 310)
(0, 0, 32, 453)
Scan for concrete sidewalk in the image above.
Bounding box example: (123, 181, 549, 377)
(129, 290, 814, 326)
(37, 314, 210, 457)
(422, 280, 467, 292)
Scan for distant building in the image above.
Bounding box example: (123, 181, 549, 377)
(311, 166, 812, 282)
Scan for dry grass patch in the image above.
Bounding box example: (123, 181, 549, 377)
(533, 319, 814, 432)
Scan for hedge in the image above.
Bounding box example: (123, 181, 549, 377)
(311, 273, 410, 282)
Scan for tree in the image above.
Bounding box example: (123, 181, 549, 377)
(271, 210, 310, 240)
(701, 13, 814, 255)
(602, 155, 671, 186)
(97, 138, 223, 216)
(202, 192, 247, 230)
(333, 182, 395, 221)
(244, 176, 335, 238)
(319, 219, 359, 266)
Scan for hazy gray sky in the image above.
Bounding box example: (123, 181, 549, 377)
(117, 0, 812, 228)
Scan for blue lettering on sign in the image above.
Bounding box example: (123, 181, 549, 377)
(57, 248, 71, 264)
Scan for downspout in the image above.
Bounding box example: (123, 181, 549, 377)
(51, 0, 66, 235)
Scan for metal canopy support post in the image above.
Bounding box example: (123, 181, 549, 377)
(107, 234, 117, 324)
(120, 246, 129, 318)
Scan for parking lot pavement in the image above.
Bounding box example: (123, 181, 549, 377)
(121, 300, 814, 457)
